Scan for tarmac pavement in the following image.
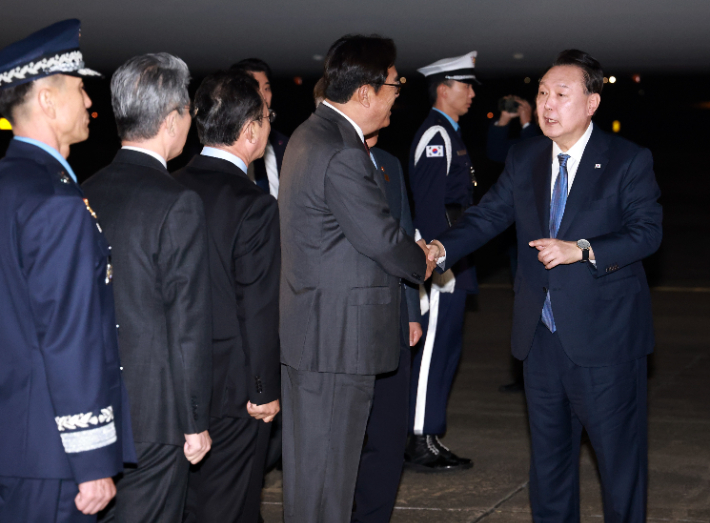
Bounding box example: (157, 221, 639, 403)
(261, 281, 710, 522)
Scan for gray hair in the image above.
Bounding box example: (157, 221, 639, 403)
(111, 53, 191, 141)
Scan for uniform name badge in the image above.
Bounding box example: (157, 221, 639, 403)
(426, 145, 444, 158)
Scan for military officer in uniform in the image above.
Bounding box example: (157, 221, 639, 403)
(0, 19, 136, 522)
(406, 52, 480, 472)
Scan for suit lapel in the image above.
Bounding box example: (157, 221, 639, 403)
(557, 127, 609, 238)
(532, 141, 553, 237)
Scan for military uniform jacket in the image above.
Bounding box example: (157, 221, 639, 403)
(279, 104, 427, 375)
(409, 109, 478, 293)
(0, 140, 135, 484)
(83, 150, 213, 443)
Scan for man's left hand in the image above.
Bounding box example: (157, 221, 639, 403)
(529, 238, 592, 269)
(247, 399, 280, 423)
(409, 322, 423, 347)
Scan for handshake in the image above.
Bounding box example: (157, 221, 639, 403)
(416, 239, 445, 280)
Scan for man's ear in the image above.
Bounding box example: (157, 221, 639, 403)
(437, 83, 449, 101)
(163, 110, 178, 136)
(356, 84, 371, 109)
(36, 86, 57, 120)
(587, 93, 601, 116)
(243, 120, 257, 144)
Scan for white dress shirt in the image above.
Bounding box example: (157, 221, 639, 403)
(321, 100, 365, 142)
(121, 146, 167, 168)
(201, 146, 248, 174)
(263, 143, 280, 198)
(551, 121, 594, 197)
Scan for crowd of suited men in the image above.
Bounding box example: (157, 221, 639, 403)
(0, 17, 662, 523)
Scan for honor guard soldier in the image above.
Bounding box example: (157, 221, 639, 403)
(0, 20, 135, 522)
(406, 51, 479, 472)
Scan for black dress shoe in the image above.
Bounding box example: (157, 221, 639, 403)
(431, 435, 473, 468)
(404, 435, 472, 473)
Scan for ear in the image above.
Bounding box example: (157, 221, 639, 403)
(356, 84, 371, 108)
(36, 86, 57, 119)
(243, 120, 258, 144)
(437, 82, 448, 101)
(587, 93, 601, 116)
(165, 109, 179, 136)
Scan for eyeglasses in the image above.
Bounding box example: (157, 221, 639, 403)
(256, 109, 276, 124)
(375, 77, 406, 94)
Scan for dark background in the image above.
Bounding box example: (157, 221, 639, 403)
(2, 71, 709, 287)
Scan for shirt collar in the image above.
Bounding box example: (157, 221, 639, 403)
(322, 101, 365, 142)
(121, 146, 167, 168)
(13, 136, 78, 183)
(552, 121, 594, 164)
(201, 146, 248, 174)
(432, 108, 460, 132)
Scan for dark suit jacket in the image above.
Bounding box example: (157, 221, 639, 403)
(254, 128, 289, 195)
(83, 149, 212, 446)
(371, 147, 422, 327)
(279, 104, 427, 376)
(439, 126, 662, 367)
(174, 154, 281, 418)
(0, 140, 135, 483)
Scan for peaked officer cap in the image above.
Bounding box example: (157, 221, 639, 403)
(0, 19, 101, 90)
(417, 51, 480, 85)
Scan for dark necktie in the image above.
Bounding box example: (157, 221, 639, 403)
(541, 153, 570, 332)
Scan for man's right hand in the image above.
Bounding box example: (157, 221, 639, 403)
(417, 239, 437, 280)
(184, 430, 212, 464)
(426, 240, 445, 264)
(75, 477, 116, 515)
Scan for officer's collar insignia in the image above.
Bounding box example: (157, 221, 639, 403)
(59, 170, 72, 183)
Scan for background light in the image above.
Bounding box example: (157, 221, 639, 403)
(293, 77, 303, 85)
(603, 77, 609, 84)
(612, 120, 621, 133)
(487, 112, 494, 119)
(0, 118, 11, 131)
(609, 76, 617, 84)
(91, 112, 98, 119)
(524, 77, 531, 84)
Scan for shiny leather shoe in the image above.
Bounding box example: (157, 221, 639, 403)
(431, 435, 473, 468)
(404, 435, 472, 473)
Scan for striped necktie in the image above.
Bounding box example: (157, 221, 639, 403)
(541, 154, 570, 332)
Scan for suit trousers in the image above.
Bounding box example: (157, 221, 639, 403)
(524, 321, 648, 523)
(0, 477, 93, 523)
(99, 442, 188, 523)
(409, 287, 467, 435)
(352, 332, 410, 523)
(184, 416, 270, 523)
(281, 364, 376, 523)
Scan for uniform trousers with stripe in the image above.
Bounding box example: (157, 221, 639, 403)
(409, 287, 467, 435)
(0, 477, 93, 523)
(524, 321, 648, 523)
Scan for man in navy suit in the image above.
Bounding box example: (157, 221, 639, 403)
(231, 58, 289, 199)
(426, 50, 662, 522)
(0, 20, 135, 522)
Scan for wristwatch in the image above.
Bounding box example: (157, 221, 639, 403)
(577, 239, 591, 262)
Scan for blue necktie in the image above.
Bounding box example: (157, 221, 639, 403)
(541, 154, 570, 332)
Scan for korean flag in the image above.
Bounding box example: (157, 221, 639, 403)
(426, 145, 444, 158)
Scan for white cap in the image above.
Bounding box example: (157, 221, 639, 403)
(417, 51, 479, 84)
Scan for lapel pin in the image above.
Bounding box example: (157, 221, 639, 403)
(594, 164, 601, 169)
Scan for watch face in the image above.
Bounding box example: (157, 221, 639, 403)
(577, 239, 591, 250)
